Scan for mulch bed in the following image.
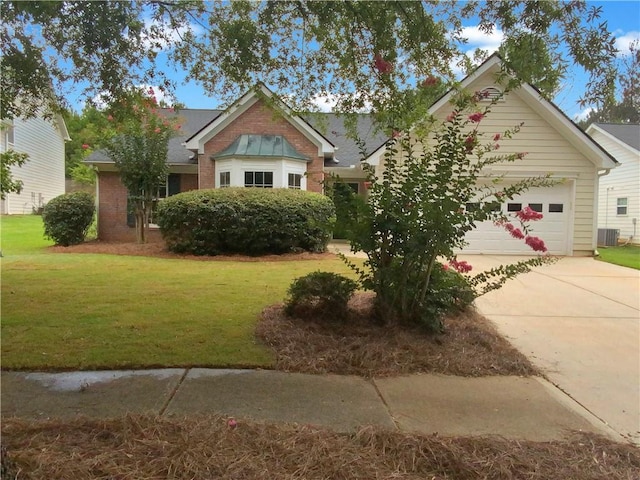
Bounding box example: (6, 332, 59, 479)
(256, 293, 540, 378)
(2, 414, 638, 480)
(48, 240, 336, 262)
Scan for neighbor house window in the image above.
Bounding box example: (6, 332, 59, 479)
(245, 171, 273, 188)
(219, 171, 230, 188)
(617, 198, 628, 215)
(1, 119, 14, 150)
(288, 173, 302, 189)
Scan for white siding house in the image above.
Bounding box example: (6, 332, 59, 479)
(1, 114, 69, 214)
(366, 54, 618, 256)
(587, 123, 640, 244)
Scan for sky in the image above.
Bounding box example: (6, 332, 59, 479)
(77, 1, 640, 120)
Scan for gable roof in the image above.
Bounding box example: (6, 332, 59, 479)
(184, 84, 335, 158)
(424, 53, 618, 170)
(589, 123, 640, 152)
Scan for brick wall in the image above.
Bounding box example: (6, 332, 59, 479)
(97, 172, 196, 242)
(199, 99, 325, 192)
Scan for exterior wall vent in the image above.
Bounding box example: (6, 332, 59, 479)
(480, 87, 503, 101)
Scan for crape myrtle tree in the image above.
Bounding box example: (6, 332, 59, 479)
(101, 89, 180, 244)
(344, 84, 557, 331)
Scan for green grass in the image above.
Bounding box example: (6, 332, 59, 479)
(597, 245, 640, 270)
(1, 216, 354, 370)
(1, 215, 54, 254)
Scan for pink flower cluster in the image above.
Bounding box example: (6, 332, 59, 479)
(448, 259, 473, 273)
(525, 236, 547, 252)
(468, 112, 484, 123)
(516, 206, 543, 222)
(421, 76, 439, 88)
(503, 222, 525, 239)
(374, 53, 394, 74)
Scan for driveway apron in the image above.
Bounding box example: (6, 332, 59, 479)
(468, 255, 640, 444)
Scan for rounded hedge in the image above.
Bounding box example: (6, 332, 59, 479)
(156, 188, 336, 255)
(42, 191, 95, 246)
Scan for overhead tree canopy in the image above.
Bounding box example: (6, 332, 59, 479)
(578, 40, 640, 127)
(2, 0, 620, 122)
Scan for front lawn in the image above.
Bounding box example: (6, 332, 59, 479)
(597, 245, 640, 270)
(1, 215, 352, 370)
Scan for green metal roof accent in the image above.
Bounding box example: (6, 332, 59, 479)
(213, 134, 310, 161)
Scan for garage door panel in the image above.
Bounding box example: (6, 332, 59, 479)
(460, 183, 571, 255)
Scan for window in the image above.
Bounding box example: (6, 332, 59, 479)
(245, 171, 273, 188)
(288, 173, 302, 189)
(507, 203, 522, 212)
(528, 203, 543, 212)
(465, 202, 480, 212)
(617, 198, 628, 215)
(131, 174, 180, 227)
(548, 203, 564, 213)
(485, 201, 501, 212)
(219, 171, 230, 188)
(1, 120, 14, 149)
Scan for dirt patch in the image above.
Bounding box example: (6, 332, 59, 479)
(256, 293, 540, 378)
(2, 415, 638, 480)
(48, 240, 337, 262)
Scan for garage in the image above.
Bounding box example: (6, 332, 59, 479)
(461, 182, 572, 255)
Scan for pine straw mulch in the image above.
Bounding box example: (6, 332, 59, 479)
(2, 414, 638, 480)
(48, 240, 336, 262)
(256, 293, 540, 378)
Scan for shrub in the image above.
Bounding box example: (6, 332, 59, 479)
(156, 188, 335, 255)
(42, 192, 95, 246)
(285, 271, 358, 320)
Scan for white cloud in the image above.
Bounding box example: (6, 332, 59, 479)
(615, 31, 640, 56)
(140, 18, 203, 51)
(447, 26, 504, 78)
(308, 93, 371, 113)
(573, 106, 594, 122)
(309, 93, 338, 113)
(459, 26, 504, 51)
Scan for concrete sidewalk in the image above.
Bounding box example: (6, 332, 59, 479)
(467, 255, 640, 445)
(1, 368, 610, 442)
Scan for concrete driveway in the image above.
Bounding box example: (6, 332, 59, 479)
(465, 255, 640, 444)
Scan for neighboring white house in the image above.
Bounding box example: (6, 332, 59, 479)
(366, 54, 618, 256)
(0, 114, 69, 214)
(587, 123, 640, 245)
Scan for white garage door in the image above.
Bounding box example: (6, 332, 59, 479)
(461, 183, 572, 255)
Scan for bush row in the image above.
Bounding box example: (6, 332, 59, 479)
(156, 188, 336, 255)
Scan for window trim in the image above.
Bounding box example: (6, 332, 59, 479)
(219, 171, 231, 188)
(244, 170, 274, 188)
(288, 173, 302, 189)
(616, 197, 628, 216)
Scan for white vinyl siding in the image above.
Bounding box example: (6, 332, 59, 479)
(590, 129, 640, 244)
(0, 116, 66, 214)
(420, 68, 598, 255)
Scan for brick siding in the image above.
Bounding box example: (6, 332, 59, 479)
(199, 99, 325, 192)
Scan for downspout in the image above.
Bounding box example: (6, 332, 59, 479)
(594, 168, 613, 256)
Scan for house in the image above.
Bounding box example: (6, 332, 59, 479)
(87, 55, 617, 255)
(86, 85, 387, 242)
(0, 114, 69, 214)
(366, 54, 618, 256)
(586, 123, 640, 245)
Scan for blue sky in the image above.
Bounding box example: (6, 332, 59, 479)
(77, 1, 640, 120)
